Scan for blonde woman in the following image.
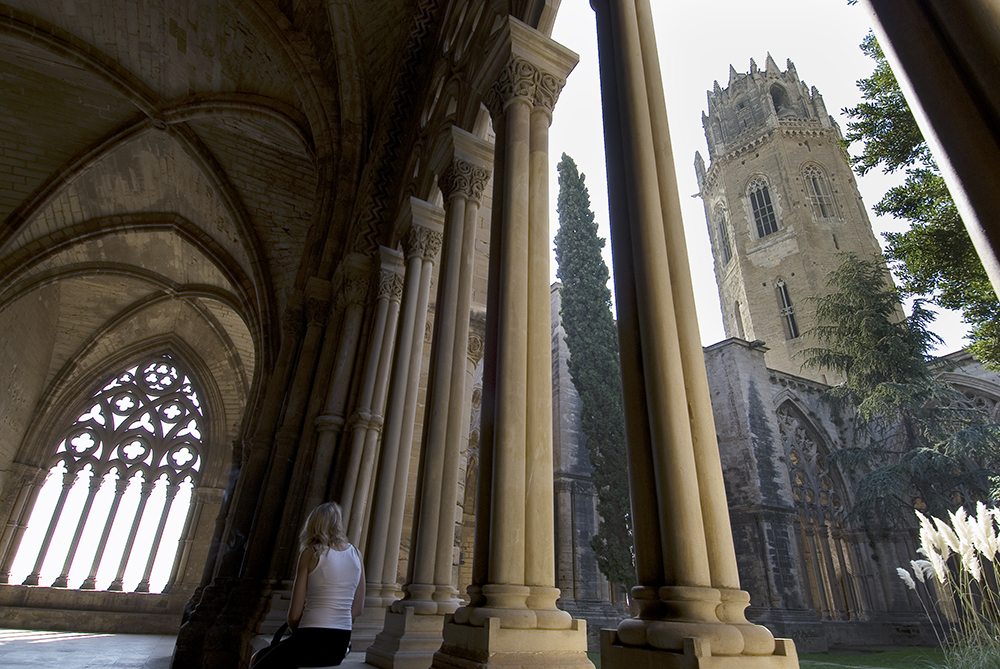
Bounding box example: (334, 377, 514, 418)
(253, 502, 364, 668)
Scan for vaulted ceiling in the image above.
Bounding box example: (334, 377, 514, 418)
(0, 0, 421, 475)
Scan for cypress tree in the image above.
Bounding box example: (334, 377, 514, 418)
(554, 153, 635, 591)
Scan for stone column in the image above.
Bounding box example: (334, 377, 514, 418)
(435, 17, 589, 669)
(862, 0, 1000, 297)
(366, 129, 492, 669)
(340, 248, 406, 534)
(0, 465, 47, 583)
(590, 0, 795, 666)
(308, 254, 372, 513)
(356, 200, 444, 646)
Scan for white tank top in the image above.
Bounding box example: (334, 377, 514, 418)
(299, 544, 362, 630)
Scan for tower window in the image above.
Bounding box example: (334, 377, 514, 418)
(776, 279, 800, 339)
(803, 165, 836, 218)
(748, 177, 779, 238)
(715, 208, 733, 265)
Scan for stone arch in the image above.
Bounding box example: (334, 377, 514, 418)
(770, 83, 793, 117)
(776, 401, 867, 621)
(0, 347, 233, 605)
(800, 162, 837, 219)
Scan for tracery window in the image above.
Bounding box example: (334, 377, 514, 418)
(748, 177, 779, 238)
(802, 165, 836, 219)
(715, 207, 733, 265)
(778, 404, 866, 621)
(776, 279, 799, 339)
(8, 355, 203, 594)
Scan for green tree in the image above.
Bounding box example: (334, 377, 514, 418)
(554, 153, 634, 591)
(802, 254, 999, 528)
(843, 33, 1000, 369)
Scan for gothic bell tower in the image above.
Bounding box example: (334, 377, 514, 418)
(695, 55, 884, 382)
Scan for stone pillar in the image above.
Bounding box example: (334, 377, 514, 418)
(308, 254, 372, 513)
(862, 0, 1000, 297)
(355, 200, 444, 648)
(435, 17, 589, 669)
(0, 465, 47, 583)
(340, 248, 406, 535)
(366, 128, 491, 669)
(590, 0, 796, 666)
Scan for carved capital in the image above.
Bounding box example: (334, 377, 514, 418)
(341, 274, 368, 308)
(282, 303, 305, 338)
(305, 295, 330, 326)
(484, 56, 538, 118)
(406, 223, 444, 262)
(378, 266, 405, 303)
(439, 158, 492, 203)
(534, 69, 566, 115)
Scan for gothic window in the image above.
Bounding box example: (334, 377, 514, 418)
(734, 301, 745, 339)
(803, 165, 836, 219)
(778, 404, 865, 621)
(715, 207, 733, 265)
(776, 279, 800, 339)
(748, 177, 779, 238)
(9, 355, 203, 594)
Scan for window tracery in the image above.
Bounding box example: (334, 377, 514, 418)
(802, 165, 836, 219)
(747, 176, 779, 238)
(715, 206, 733, 265)
(777, 404, 866, 621)
(9, 355, 203, 594)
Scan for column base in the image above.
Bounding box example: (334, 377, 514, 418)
(366, 606, 447, 669)
(432, 614, 592, 668)
(600, 629, 798, 669)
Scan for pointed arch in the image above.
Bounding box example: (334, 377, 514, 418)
(776, 401, 867, 621)
(3, 354, 212, 594)
(801, 163, 837, 219)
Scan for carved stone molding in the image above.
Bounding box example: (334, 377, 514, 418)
(468, 330, 485, 364)
(438, 158, 492, 203)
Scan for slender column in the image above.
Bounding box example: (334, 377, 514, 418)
(0, 465, 47, 583)
(365, 201, 444, 608)
(107, 478, 156, 591)
(80, 474, 129, 589)
(256, 279, 333, 578)
(524, 61, 568, 630)
(341, 248, 405, 530)
(52, 466, 101, 587)
(22, 468, 77, 586)
(367, 133, 492, 668)
(862, 0, 1000, 297)
(437, 17, 589, 669)
(135, 481, 181, 593)
(307, 255, 371, 512)
(591, 0, 789, 664)
(163, 483, 218, 593)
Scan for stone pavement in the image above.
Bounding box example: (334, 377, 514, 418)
(0, 629, 375, 668)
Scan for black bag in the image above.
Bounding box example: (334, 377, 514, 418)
(249, 622, 289, 667)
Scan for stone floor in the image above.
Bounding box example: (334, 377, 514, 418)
(0, 629, 374, 668)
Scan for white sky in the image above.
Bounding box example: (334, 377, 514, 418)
(548, 0, 970, 355)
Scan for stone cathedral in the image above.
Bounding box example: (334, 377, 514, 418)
(689, 57, 1000, 651)
(0, 1, 998, 669)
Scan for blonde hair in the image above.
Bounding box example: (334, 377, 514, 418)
(299, 502, 347, 552)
